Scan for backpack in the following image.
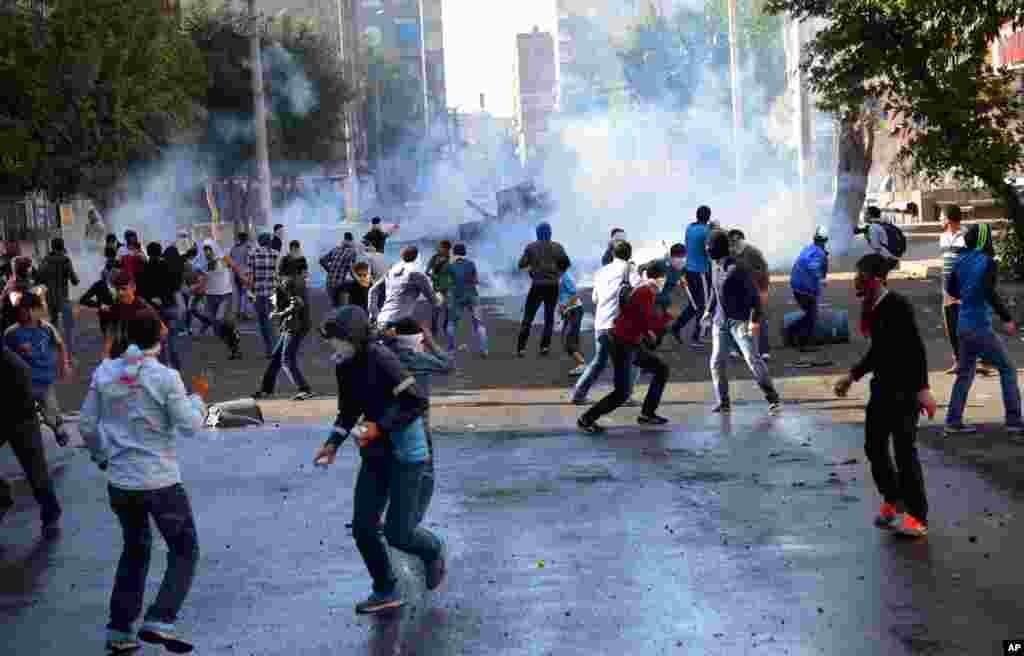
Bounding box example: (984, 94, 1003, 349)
(880, 222, 907, 258)
(616, 262, 634, 307)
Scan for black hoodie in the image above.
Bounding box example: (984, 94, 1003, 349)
(324, 306, 428, 448)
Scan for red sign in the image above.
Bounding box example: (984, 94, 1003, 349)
(1001, 30, 1024, 66)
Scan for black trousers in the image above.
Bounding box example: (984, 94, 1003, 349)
(0, 419, 61, 523)
(517, 284, 560, 352)
(582, 337, 669, 422)
(864, 389, 928, 523)
(943, 303, 960, 360)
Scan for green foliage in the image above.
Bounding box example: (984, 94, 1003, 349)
(0, 0, 205, 200)
(184, 2, 355, 176)
(997, 221, 1024, 278)
(764, 0, 1024, 229)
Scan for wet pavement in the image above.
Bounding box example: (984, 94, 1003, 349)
(2, 404, 1022, 655)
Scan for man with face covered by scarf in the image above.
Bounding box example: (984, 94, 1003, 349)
(703, 230, 781, 415)
(835, 254, 937, 538)
(943, 223, 1023, 436)
(312, 306, 448, 615)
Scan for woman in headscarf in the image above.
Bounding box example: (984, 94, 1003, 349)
(190, 239, 244, 360)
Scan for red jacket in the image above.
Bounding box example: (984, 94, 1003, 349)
(612, 283, 672, 345)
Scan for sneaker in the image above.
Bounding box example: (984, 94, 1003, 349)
(516, 350, 525, 358)
(637, 414, 669, 425)
(570, 395, 593, 405)
(41, 508, 61, 539)
(761, 352, 772, 361)
(292, 390, 315, 401)
(138, 623, 193, 654)
(873, 502, 900, 529)
(891, 514, 928, 538)
(689, 339, 704, 350)
(729, 351, 741, 359)
(355, 589, 405, 614)
(176, 330, 189, 338)
(106, 630, 140, 655)
(944, 423, 978, 436)
(252, 391, 269, 400)
(569, 365, 586, 377)
(768, 401, 782, 415)
(426, 536, 448, 590)
(670, 328, 683, 345)
(711, 402, 731, 414)
(479, 351, 489, 359)
(1006, 423, 1024, 435)
(977, 364, 994, 377)
(55, 430, 70, 447)
(577, 416, 605, 434)
(539, 347, 550, 356)
(228, 349, 243, 361)
(623, 398, 640, 408)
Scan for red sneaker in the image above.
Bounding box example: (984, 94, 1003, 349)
(873, 502, 899, 529)
(892, 514, 928, 538)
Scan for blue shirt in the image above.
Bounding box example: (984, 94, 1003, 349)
(790, 244, 829, 297)
(4, 322, 60, 390)
(947, 250, 1003, 331)
(447, 258, 479, 302)
(685, 222, 710, 273)
(559, 271, 582, 310)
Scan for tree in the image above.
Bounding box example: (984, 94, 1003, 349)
(765, 0, 1024, 233)
(0, 0, 205, 202)
(559, 13, 624, 115)
(184, 3, 356, 177)
(619, 11, 706, 110)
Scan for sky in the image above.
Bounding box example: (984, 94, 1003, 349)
(441, 0, 557, 118)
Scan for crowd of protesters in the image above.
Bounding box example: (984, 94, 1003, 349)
(1, 201, 1023, 652)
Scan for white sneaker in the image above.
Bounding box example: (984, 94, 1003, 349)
(761, 352, 772, 361)
(569, 365, 586, 377)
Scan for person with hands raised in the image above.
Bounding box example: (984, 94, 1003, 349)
(312, 306, 448, 615)
(833, 254, 936, 539)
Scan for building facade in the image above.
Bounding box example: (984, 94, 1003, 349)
(513, 28, 556, 168)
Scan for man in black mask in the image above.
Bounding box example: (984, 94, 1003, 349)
(312, 306, 448, 614)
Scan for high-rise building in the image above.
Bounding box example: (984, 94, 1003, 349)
(513, 27, 556, 168)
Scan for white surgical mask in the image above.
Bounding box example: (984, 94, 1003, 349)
(671, 257, 685, 270)
(327, 338, 357, 364)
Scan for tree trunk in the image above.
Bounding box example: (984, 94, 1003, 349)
(830, 113, 875, 255)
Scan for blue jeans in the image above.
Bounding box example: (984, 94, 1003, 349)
(710, 319, 779, 405)
(49, 302, 75, 357)
(946, 326, 1022, 427)
(253, 295, 276, 357)
(572, 331, 639, 401)
(158, 306, 182, 371)
(352, 453, 441, 594)
(787, 291, 818, 348)
(446, 299, 488, 353)
(260, 331, 310, 393)
(107, 483, 198, 633)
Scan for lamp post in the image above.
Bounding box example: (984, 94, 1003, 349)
(247, 0, 274, 230)
(727, 0, 742, 187)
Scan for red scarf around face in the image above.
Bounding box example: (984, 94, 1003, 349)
(859, 278, 884, 337)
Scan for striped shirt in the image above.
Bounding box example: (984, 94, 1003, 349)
(247, 245, 278, 298)
(940, 230, 966, 297)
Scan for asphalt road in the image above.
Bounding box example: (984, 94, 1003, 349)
(2, 403, 1022, 655)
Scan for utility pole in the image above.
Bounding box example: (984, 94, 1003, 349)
(727, 0, 742, 187)
(248, 0, 273, 231)
(336, 0, 360, 222)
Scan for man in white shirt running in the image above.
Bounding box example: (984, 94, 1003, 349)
(570, 240, 642, 405)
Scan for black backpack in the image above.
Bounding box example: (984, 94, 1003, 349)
(880, 222, 907, 258)
(617, 262, 634, 307)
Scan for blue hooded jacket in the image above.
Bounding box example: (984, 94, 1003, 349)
(518, 222, 569, 286)
(536, 222, 552, 241)
(790, 244, 829, 297)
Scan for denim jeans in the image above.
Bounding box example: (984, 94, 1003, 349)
(710, 319, 779, 406)
(352, 453, 442, 594)
(107, 483, 199, 633)
(49, 302, 75, 357)
(446, 299, 488, 353)
(572, 331, 639, 401)
(158, 306, 182, 371)
(253, 295, 276, 357)
(581, 337, 668, 421)
(0, 419, 61, 523)
(562, 307, 583, 356)
(866, 388, 928, 522)
(260, 331, 310, 394)
(946, 326, 1023, 427)
(192, 293, 230, 331)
